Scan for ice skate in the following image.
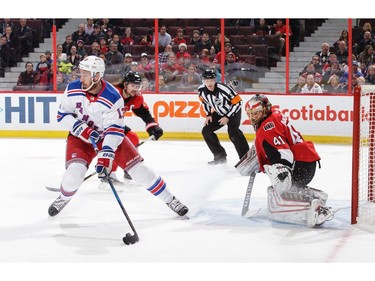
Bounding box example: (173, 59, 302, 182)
(306, 199, 334, 227)
(48, 196, 70, 217)
(167, 196, 189, 216)
(99, 172, 124, 192)
(316, 205, 335, 225)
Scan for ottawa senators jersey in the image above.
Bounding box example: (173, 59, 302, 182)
(115, 86, 155, 124)
(254, 110, 320, 172)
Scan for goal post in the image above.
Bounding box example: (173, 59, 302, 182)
(352, 85, 375, 224)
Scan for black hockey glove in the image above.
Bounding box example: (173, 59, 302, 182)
(146, 122, 163, 140)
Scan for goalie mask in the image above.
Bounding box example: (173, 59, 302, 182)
(245, 94, 272, 131)
(78, 56, 105, 91)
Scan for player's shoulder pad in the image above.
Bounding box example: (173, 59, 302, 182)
(67, 80, 82, 91)
(100, 81, 123, 104)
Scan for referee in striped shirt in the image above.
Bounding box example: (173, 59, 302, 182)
(198, 69, 249, 165)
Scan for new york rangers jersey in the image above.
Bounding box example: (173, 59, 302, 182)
(57, 79, 125, 151)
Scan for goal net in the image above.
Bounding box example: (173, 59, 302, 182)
(352, 85, 375, 224)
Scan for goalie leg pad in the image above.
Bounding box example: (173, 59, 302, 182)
(267, 186, 311, 225)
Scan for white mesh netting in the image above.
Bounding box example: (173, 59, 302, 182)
(357, 85, 375, 223)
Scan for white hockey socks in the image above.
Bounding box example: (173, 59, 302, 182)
(60, 162, 87, 200)
(128, 162, 174, 203)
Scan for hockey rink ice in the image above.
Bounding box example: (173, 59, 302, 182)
(1, 138, 374, 279)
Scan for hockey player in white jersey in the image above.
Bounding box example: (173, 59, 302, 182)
(48, 56, 188, 217)
(237, 94, 334, 227)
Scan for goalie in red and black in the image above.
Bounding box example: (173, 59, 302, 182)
(103, 71, 163, 185)
(240, 94, 335, 227)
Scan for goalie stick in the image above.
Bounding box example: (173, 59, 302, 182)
(241, 172, 261, 217)
(45, 135, 155, 192)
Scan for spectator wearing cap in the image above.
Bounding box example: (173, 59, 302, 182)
(176, 43, 189, 60)
(171, 28, 186, 46)
(119, 53, 133, 74)
(104, 28, 114, 45)
(339, 61, 364, 85)
(213, 42, 234, 64)
(76, 40, 86, 57)
(152, 25, 171, 47)
(190, 30, 202, 46)
(138, 53, 155, 81)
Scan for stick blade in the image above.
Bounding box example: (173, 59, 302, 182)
(122, 233, 139, 245)
(243, 208, 262, 218)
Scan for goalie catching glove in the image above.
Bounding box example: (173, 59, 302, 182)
(146, 122, 163, 140)
(95, 146, 115, 178)
(72, 121, 100, 143)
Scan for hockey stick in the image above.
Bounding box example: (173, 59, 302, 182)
(241, 172, 261, 217)
(45, 135, 155, 192)
(91, 138, 139, 245)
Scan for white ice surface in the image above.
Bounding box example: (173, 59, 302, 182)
(0, 138, 374, 280)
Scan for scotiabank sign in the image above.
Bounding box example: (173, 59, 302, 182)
(0, 93, 353, 137)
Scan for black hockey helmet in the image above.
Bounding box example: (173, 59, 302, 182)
(123, 71, 142, 85)
(202, 69, 216, 79)
(245, 94, 272, 131)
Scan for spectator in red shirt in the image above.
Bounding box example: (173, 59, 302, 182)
(171, 28, 186, 46)
(121, 27, 135, 46)
(272, 19, 292, 57)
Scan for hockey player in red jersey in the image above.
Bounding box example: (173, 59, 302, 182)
(103, 71, 163, 186)
(239, 94, 334, 227)
(48, 56, 188, 217)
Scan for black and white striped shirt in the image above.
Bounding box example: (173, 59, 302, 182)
(198, 82, 242, 117)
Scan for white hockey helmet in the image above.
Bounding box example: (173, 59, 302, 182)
(245, 94, 272, 131)
(79, 55, 105, 79)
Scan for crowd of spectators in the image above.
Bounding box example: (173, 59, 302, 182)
(290, 21, 375, 94)
(6, 18, 374, 93)
(8, 18, 297, 92)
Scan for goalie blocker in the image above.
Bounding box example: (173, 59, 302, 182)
(241, 94, 335, 227)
